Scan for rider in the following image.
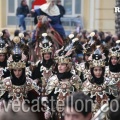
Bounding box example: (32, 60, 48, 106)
(31, 0, 66, 39)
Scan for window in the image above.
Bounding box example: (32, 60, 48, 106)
(75, 0, 81, 14)
(64, 0, 72, 15)
(61, 0, 82, 17)
(8, 0, 15, 13)
(7, 0, 33, 26)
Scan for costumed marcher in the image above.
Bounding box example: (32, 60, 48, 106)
(91, 103, 109, 120)
(32, 33, 55, 93)
(0, 32, 10, 78)
(75, 32, 96, 82)
(19, 32, 36, 63)
(0, 32, 10, 96)
(44, 41, 82, 120)
(0, 37, 41, 116)
(82, 46, 114, 116)
(19, 32, 34, 77)
(11, 33, 33, 77)
(32, 0, 66, 39)
(11, 32, 24, 49)
(34, 32, 55, 61)
(32, 14, 64, 48)
(75, 42, 93, 82)
(20, 31, 31, 45)
(64, 33, 83, 74)
(105, 40, 120, 97)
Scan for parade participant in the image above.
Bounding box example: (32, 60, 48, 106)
(44, 44, 82, 120)
(75, 32, 99, 82)
(64, 92, 92, 120)
(82, 46, 113, 114)
(0, 36, 40, 109)
(32, 33, 55, 88)
(64, 33, 83, 62)
(18, 32, 32, 67)
(32, 14, 64, 48)
(92, 96, 120, 120)
(75, 42, 93, 82)
(10, 33, 33, 77)
(105, 40, 120, 97)
(21, 31, 30, 45)
(32, 0, 66, 39)
(22, 43, 33, 77)
(19, 32, 35, 62)
(91, 103, 109, 120)
(0, 32, 10, 78)
(1, 30, 12, 56)
(11, 32, 25, 49)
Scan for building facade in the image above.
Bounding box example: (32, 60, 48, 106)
(0, 0, 115, 34)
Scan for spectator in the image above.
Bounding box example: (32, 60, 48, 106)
(108, 96, 120, 120)
(56, 0, 65, 25)
(16, 0, 30, 31)
(14, 29, 21, 36)
(56, 0, 65, 17)
(64, 92, 92, 120)
(0, 105, 39, 120)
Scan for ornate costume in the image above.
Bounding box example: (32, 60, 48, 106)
(44, 38, 82, 120)
(82, 47, 112, 115)
(0, 36, 40, 104)
(75, 42, 93, 82)
(32, 33, 55, 97)
(75, 32, 100, 82)
(0, 32, 10, 75)
(0, 32, 10, 96)
(105, 40, 120, 97)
